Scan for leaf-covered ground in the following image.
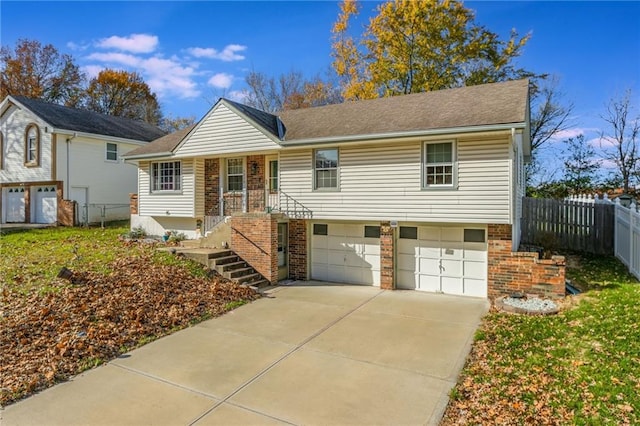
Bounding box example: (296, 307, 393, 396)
(442, 254, 640, 425)
(0, 225, 259, 406)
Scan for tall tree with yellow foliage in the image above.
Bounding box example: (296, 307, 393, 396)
(331, 0, 532, 100)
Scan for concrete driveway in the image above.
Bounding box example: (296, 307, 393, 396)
(2, 283, 488, 426)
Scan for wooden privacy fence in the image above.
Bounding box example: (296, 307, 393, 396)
(521, 197, 615, 255)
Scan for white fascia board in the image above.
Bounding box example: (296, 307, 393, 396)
(121, 151, 174, 160)
(280, 122, 526, 147)
(52, 128, 151, 145)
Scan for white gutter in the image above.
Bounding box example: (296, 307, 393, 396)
(122, 151, 173, 161)
(279, 122, 526, 147)
(52, 129, 151, 146)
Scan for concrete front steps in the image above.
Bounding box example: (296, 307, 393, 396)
(164, 247, 270, 289)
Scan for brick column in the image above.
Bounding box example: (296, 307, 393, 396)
(129, 193, 138, 215)
(231, 213, 278, 284)
(289, 219, 307, 280)
(247, 155, 266, 212)
(204, 159, 219, 215)
(380, 221, 395, 290)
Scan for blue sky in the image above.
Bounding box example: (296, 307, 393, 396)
(2, 1, 639, 178)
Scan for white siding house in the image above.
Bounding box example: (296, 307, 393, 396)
(0, 95, 165, 225)
(125, 80, 533, 298)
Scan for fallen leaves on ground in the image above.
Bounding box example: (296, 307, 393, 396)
(0, 253, 259, 406)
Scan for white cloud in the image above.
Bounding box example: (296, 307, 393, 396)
(549, 127, 600, 142)
(187, 44, 247, 61)
(87, 52, 142, 67)
(208, 73, 234, 89)
(67, 41, 90, 51)
(85, 52, 200, 99)
(96, 34, 158, 53)
(82, 65, 104, 79)
(227, 90, 247, 103)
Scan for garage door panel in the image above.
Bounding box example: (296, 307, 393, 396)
(418, 274, 440, 292)
(441, 228, 463, 242)
(344, 224, 362, 237)
(397, 271, 417, 289)
(398, 253, 416, 270)
(328, 251, 344, 266)
(363, 240, 380, 254)
(311, 264, 328, 281)
(463, 246, 487, 261)
(441, 259, 462, 276)
(418, 226, 440, 241)
(441, 276, 464, 295)
(418, 245, 439, 258)
(314, 248, 328, 263)
(463, 278, 486, 297)
(327, 267, 345, 283)
(464, 260, 486, 278)
(312, 235, 328, 249)
(398, 239, 418, 255)
(363, 254, 380, 269)
(328, 236, 346, 251)
(418, 257, 438, 273)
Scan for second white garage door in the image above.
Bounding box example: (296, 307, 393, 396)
(311, 223, 381, 286)
(33, 186, 58, 224)
(397, 226, 487, 297)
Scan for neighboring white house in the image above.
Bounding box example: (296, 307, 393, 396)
(125, 79, 565, 300)
(0, 95, 165, 225)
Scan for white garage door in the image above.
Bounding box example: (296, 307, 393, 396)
(33, 186, 57, 224)
(5, 187, 26, 222)
(397, 226, 487, 297)
(311, 223, 381, 286)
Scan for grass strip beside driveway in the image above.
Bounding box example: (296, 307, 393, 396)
(442, 254, 640, 425)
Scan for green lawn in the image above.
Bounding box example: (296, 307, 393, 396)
(443, 254, 640, 425)
(0, 224, 258, 405)
(0, 223, 204, 294)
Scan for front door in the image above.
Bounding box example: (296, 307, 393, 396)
(277, 222, 288, 280)
(265, 155, 278, 212)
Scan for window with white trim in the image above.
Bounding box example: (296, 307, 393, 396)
(106, 143, 118, 161)
(151, 161, 181, 192)
(227, 158, 244, 191)
(25, 124, 40, 166)
(314, 148, 338, 190)
(423, 141, 455, 187)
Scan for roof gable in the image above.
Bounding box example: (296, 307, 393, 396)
(171, 100, 281, 158)
(8, 96, 166, 142)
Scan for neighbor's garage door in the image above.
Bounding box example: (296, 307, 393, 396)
(397, 226, 487, 297)
(5, 187, 26, 222)
(311, 223, 381, 286)
(33, 186, 57, 224)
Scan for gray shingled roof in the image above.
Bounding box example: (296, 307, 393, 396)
(13, 96, 166, 142)
(224, 99, 281, 139)
(125, 124, 196, 157)
(123, 79, 529, 159)
(278, 79, 529, 141)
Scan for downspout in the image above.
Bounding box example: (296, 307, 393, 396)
(510, 127, 518, 251)
(65, 133, 77, 197)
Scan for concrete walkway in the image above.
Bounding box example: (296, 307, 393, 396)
(2, 283, 489, 426)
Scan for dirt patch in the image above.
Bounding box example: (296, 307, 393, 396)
(0, 253, 259, 406)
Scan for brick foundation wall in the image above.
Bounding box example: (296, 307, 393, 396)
(488, 224, 565, 299)
(59, 199, 76, 226)
(129, 193, 138, 215)
(231, 213, 278, 284)
(380, 221, 395, 290)
(204, 159, 219, 215)
(289, 219, 307, 280)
